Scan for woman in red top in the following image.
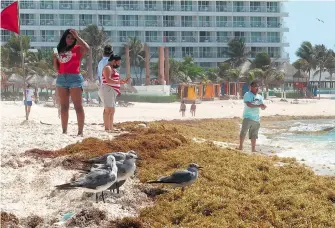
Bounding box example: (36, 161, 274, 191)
(53, 29, 89, 136)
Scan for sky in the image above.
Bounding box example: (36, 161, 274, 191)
(285, 1, 335, 63)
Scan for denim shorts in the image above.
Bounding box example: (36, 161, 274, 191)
(24, 101, 33, 106)
(56, 74, 84, 89)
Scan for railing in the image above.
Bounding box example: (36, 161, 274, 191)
(13, 2, 284, 13)
(181, 36, 197, 42)
(163, 36, 177, 42)
(99, 21, 113, 26)
(40, 19, 57, 26)
(118, 21, 138, 27)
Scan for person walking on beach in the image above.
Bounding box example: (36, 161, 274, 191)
(24, 84, 34, 119)
(53, 29, 90, 136)
(97, 45, 113, 126)
(180, 100, 186, 117)
(238, 80, 267, 152)
(100, 54, 130, 132)
(190, 101, 196, 117)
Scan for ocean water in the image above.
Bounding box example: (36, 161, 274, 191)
(262, 119, 335, 176)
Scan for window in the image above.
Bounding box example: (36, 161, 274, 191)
(59, 14, 75, 26)
(1, 30, 10, 42)
(250, 1, 261, 12)
(200, 47, 212, 58)
(198, 1, 209, 11)
(251, 47, 267, 57)
(234, 31, 245, 40)
(199, 16, 210, 27)
(168, 47, 176, 58)
(98, 1, 110, 10)
(41, 30, 55, 42)
(149, 47, 158, 57)
(251, 32, 262, 42)
(267, 17, 280, 28)
(20, 1, 35, 9)
(182, 16, 193, 27)
(216, 1, 227, 12)
(216, 16, 228, 27)
(250, 17, 262, 27)
(40, 14, 55, 26)
(59, 1, 72, 9)
(217, 47, 229, 58)
(104, 31, 112, 39)
(199, 62, 212, 68)
(200, 31, 211, 42)
(182, 47, 194, 57)
(119, 15, 138, 26)
(163, 16, 176, 27)
(181, 0, 192, 11)
(20, 14, 35, 25)
(233, 1, 245, 12)
(267, 2, 279, 12)
(145, 16, 158, 26)
(144, 1, 156, 10)
(119, 31, 140, 42)
(181, 31, 195, 42)
(267, 32, 280, 43)
(79, 0, 92, 10)
(99, 15, 112, 26)
(145, 31, 158, 42)
(268, 47, 280, 57)
(1, 1, 12, 9)
(217, 32, 229, 42)
(233, 16, 245, 27)
(163, 1, 174, 11)
(21, 30, 36, 41)
(40, 0, 53, 9)
(79, 15, 93, 26)
(117, 1, 139, 10)
(163, 31, 177, 42)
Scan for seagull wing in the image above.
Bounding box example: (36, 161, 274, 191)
(75, 169, 115, 190)
(158, 170, 193, 184)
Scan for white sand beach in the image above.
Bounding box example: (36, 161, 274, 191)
(1, 98, 334, 224)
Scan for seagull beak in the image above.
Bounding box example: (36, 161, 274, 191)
(198, 166, 203, 170)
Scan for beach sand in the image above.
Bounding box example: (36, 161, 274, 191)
(1, 98, 334, 224)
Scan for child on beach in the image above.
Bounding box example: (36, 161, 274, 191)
(180, 100, 186, 117)
(190, 101, 196, 117)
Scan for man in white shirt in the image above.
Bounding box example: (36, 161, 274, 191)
(97, 45, 113, 126)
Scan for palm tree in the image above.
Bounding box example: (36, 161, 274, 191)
(120, 37, 145, 84)
(295, 41, 315, 83)
(226, 38, 251, 68)
(313, 45, 332, 99)
(247, 53, 285, 99)
(313, 48, 335, 97)
(80, 25, 110, 80)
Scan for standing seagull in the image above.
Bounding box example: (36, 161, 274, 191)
(147, 163, 202, 192)
(79, 153, 140, 194)
(55, 155, 118, 203)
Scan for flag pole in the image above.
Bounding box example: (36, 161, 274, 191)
(17, 0, 28, 120)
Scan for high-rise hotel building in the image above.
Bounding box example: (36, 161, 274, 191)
(1, 0, 289, 68)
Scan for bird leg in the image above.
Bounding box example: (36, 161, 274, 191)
(102, 191, 105, 203)
(96, 193, 98, 203)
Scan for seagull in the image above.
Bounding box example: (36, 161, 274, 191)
(55, 155, 118, 203)
(147, 163, 202, 192)
(79, 153, 140, 194)
(316, 18, 324, 23)
(82, 150, 138, 164)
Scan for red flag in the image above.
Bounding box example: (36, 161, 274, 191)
(1, 1, 19, 34)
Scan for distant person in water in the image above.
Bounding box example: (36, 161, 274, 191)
(238, 80, 267, 152)
(180, 100, 186, 117)
(190, 101, 196, 117)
